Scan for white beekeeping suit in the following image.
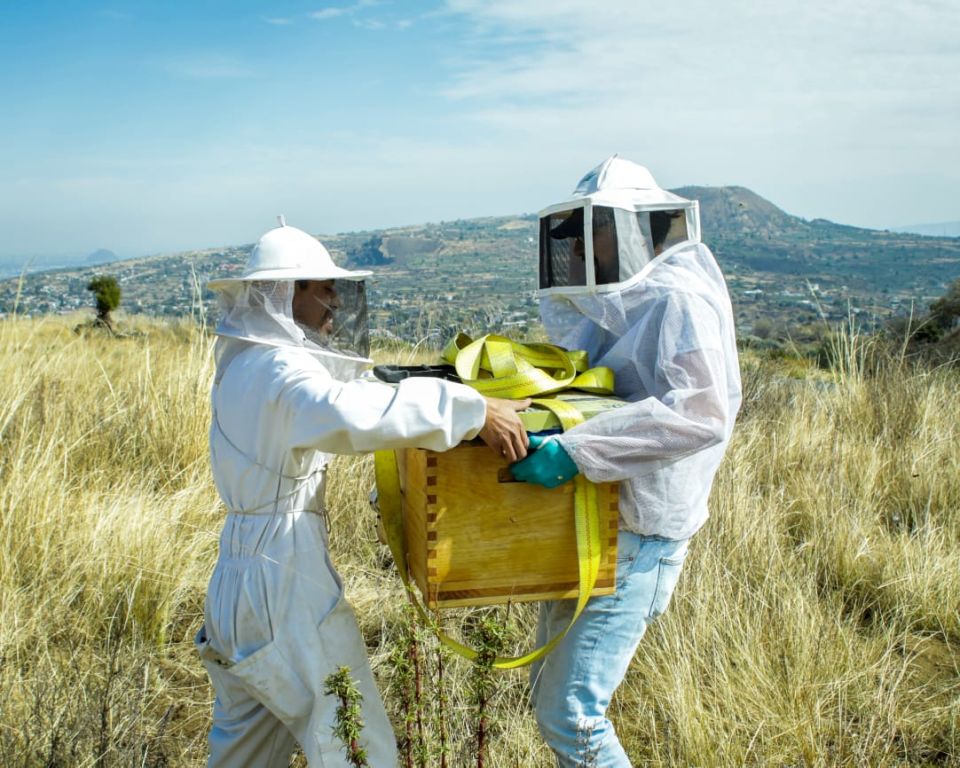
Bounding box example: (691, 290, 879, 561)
(526, 157, 742, 767)
(538, 156, 742, 538)
(196, 220, 488, 767)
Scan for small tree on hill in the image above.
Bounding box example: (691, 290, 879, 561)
(929, 278, 960, 335)
(87, 275, 121, 331)
(885, 277, 960, 364)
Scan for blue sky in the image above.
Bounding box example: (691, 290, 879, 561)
(1, 0, 958, 259)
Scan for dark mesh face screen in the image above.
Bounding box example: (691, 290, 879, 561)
(540, 210, 586, 289)
(326, 279, 369, 357)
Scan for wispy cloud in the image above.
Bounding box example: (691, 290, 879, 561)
(263, 16, 294, 26)
(353, 17, 386, 30)
(429, 0, 960, 224)
(311, 7, 349, 21)
(311, 0, 395, 27)
(440, 1, 960, 106)
(438, 0, 960, 141)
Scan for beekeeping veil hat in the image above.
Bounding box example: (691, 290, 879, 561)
(538, 156, 721, 361)
(208, 217, 373, 381)
(538, 155, 699, 295)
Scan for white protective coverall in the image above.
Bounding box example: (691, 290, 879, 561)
(529, 157, 742, 765)
(538, 156, 742, 538)
(197, 223, 486, 767)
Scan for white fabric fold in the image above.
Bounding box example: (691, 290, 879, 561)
(545, 241, 742, 540)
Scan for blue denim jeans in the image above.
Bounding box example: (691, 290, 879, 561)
(530, 531, 690, 767)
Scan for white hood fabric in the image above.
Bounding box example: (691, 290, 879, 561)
(213, 279, 372, 383)
(541, 158, 742, 540)
(211, 221, 374, 382)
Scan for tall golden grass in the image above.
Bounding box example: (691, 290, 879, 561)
(0, 313, 957, 766)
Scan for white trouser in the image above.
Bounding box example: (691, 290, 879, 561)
(196, 511, 398, 767)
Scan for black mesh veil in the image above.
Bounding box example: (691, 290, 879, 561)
(539, 205, 691, 292)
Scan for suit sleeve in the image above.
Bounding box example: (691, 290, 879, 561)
(276, 366, 487, 455)
(555, 293, 732, 483)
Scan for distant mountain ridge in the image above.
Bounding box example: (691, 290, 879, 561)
(0, 247, 120, 279)
(673, 185, 811, 238)
(1, 186, 958, 342)
(671, 185, 899, 240)
(86, 248, 118, 265)
(891, 221, 960, 238)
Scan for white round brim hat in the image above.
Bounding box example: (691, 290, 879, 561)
(207, 218, 372, 291)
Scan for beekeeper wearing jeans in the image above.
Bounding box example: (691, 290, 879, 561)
(512, 157, 742, 766)
(197, 219, 529, 767)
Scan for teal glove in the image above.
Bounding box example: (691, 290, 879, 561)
(510, 433, 580, 489)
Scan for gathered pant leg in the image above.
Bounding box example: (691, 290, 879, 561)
(203, 658, 298, 768)
(198, 513, 398, 767)
(529, 532, 689, 767)
(198, 598, 398, 767)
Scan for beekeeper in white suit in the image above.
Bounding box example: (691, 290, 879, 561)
(196, 219, 529, 767)
(512, 157, 742, 766)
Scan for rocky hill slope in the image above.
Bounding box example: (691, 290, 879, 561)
(2, 187, 957, 343)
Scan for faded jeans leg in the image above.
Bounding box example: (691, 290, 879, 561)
(530, 532, 689, 767)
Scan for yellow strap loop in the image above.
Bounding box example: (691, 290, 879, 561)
(374, 364, 608, 668)
(440, 333, 615, 399)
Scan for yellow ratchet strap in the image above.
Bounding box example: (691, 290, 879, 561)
(373, 388, 605, 669)
(440, 332, 615, 397)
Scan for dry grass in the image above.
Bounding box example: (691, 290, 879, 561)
(0, 313, 957, 766)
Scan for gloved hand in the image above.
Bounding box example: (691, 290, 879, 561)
(510, 433, 580, 488)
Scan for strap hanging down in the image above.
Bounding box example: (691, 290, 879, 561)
(374, 397, 602, 669)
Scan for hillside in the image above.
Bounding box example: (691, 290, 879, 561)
(1, 187, 958, 342)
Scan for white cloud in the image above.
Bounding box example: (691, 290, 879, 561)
(263, 16, 294, 26)
(310, 0, 405, 30)
(6, 0, 959, 258)
(312, 1, 382, 22)
(441, 0, 960, 104)
(435, 0, 960, 227)
(353, 17, 386, 30)
(311, 7, 348, 20)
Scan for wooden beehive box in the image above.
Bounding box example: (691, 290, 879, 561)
(397, 440, 619, 609)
